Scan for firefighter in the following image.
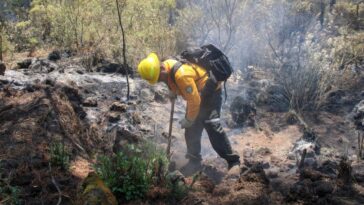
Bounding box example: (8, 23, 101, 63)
(138, 53, 240, 176)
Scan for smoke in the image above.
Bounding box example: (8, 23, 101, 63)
(176, 0, 326, 70)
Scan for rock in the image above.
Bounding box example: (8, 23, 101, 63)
(108, 112, 120, 123)
(17, 58, 33, 69)
(0, 61, 6, 75)
(29, 59, 58, 73)
(110, 102, 127, 112)
(80, 172, 118, 205)
(48, 50, 61, 61)
(83, 97, 98, 107)
(230, 95, 257, 127)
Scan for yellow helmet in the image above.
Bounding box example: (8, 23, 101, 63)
(137, 53, 160, 85)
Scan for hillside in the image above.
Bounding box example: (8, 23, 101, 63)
(0, 0, 364, 205)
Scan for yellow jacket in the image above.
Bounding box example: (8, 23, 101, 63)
(162, 59, 208, 121)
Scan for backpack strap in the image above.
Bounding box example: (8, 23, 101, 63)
(170, 61, 183, 86)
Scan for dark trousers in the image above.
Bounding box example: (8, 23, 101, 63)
(185, 89, 240, 166)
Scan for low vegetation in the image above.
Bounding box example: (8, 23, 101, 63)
(50, 142, 70, 170)
(94, 142, 188, 202)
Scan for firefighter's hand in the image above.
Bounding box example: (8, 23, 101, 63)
(179, 118, 194, 129)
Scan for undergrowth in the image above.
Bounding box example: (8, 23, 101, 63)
(94, 142, 189, 202)
(50, 142, 70, 170)
(0, 163, 21, 205)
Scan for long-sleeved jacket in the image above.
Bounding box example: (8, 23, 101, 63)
(162, 59, 208, 121)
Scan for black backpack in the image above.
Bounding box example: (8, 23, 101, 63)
(170, 44, 233, 101)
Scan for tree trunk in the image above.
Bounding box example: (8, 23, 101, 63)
(357, 4, 360, 30)
(0, 32, 3, 62)
(115, 0, 130, 101)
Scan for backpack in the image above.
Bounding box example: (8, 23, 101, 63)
(170, 44, 233, 101)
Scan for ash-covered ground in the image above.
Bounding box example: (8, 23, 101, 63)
(0, 54, 364, 204)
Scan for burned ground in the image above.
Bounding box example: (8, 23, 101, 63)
(0, 55, 363, 205)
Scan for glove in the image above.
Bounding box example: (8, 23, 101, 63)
(179, 118, 194, 129)
(168, 90, 177, 101)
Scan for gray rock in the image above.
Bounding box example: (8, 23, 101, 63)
(29, 59, 59, 73)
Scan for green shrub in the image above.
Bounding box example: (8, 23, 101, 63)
(95, 150, 149, 201)
(94, 142, 189, 202)
(167, 179, 189, 201)
(95, 144, 152, 201)
(50, 142, 70, 170)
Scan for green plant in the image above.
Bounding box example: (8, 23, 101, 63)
(50, 142, 70, 170)
(95, 144, 151, 201)
(94, 142, 190, 202)
(167, 179, 189, 201)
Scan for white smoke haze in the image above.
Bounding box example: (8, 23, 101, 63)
(176, 0, 350, 69)
(176, 0, 363, 112)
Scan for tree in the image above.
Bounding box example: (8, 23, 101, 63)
(115, 0, 130, 101)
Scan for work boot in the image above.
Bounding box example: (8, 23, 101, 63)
(226, 162, 241, 180)
(179, 158, 203, 177)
